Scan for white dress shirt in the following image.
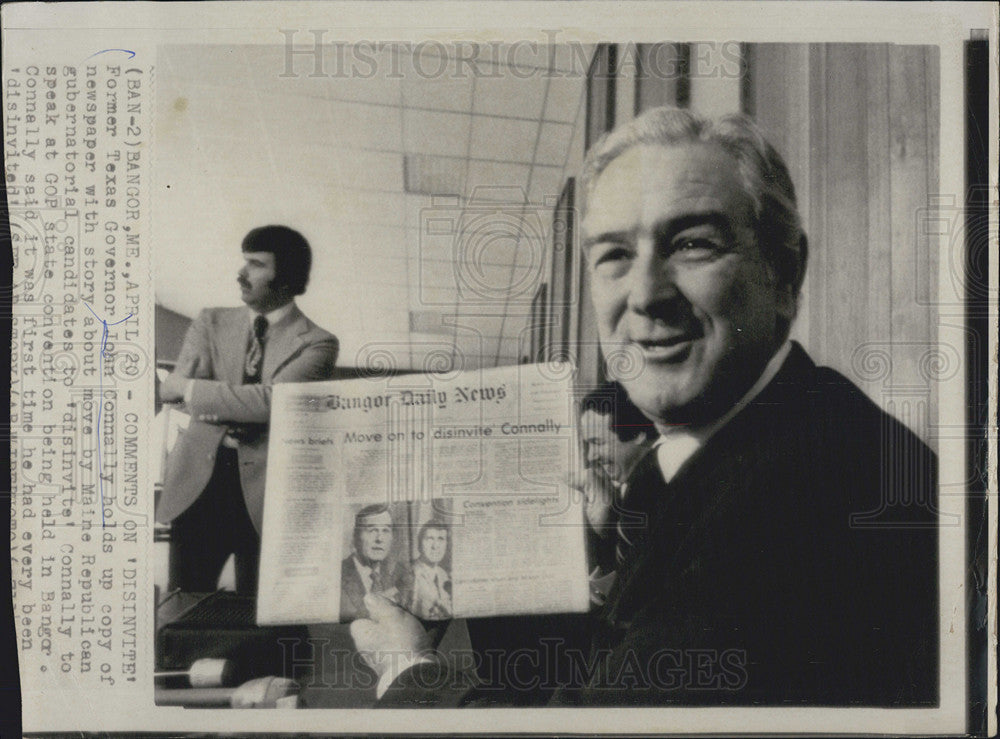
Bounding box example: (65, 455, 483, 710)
(654, 341, 792, 483)
(352, 555, 381, 594)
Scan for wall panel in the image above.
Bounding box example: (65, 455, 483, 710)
(749, 43, 939, 446)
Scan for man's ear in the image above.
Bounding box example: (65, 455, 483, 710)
(775, 235, 807, 321)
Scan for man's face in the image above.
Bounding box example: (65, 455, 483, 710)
(420, 528, 448, 565)
(580, 408, 649, 484)
(356, 511, 393, 564)
(238, 250, 285, 312)
(583, 143, 794, 426)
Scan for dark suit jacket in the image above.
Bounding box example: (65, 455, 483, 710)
(340, 556, 413, 622)
(156, 305, 339, 531)
(382, 343, 939, 707)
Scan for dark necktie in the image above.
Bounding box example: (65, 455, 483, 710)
(370, 566, 384, 593)
(591, 446, 665, 646)
(243, 315, 267, 384)
(612, 447, 661, 575)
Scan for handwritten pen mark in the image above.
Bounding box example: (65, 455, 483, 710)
(84, 303, 133, 527)
(88, 49, 136, 60)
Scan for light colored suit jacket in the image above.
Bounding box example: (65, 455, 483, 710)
(410, 560, 452, 620)
(156, 305, 338, 531)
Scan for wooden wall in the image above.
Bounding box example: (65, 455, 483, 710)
(750, 43, 940, 449)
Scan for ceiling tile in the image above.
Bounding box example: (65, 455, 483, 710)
(542, 76, 585, 122)
(473, 75, 546, 119)
(527, 165, 566, 205)
(183, 85, 265, 139)
(414, 258, 460, 293)
(328, 101, 402, 151)
(345, 254, 409, 288)
(327, 75, 402, 107)
(401, 55, 475, 112)
(258, 98, 335, 149)
(403, 154, 465, 196)
(469, 116, 539, 163)
(451, 313, 514, 337)
(450, 251, 541, 303)
(318, 187, 405, 227)
(344, 224, 409, 256)
(403, 109, 471, 157)
(417, 285, 462, 308)
(465, 161, 532, 199)
(534, 121, 574, 166)
(404, 192, 454, 232)
(325, 45, 402, 105)
(363, 150, 406, 192)
(501, 44, 550, 74)
(551, 44, 595, 74)
(245, 45, 345, 99)
(410, 229, 456, 263)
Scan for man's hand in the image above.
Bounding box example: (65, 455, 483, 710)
(350, 593, 431, 680)
(158, 372, 189, 404)
(569, 461, 615, 537)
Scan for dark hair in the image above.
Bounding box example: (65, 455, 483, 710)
(353, 503, 393, 551)
(241, 225, 312, 296)
(418, 519, 449, 544)
(416, 519, 450, 565)
(580, 381, 655, 442)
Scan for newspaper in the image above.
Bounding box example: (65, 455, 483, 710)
(3, 1, 997, 735)
(257, 363, 590, 625)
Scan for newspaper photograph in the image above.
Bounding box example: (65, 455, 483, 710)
(3, 1, 997, 735)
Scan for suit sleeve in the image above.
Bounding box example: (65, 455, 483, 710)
(379, 661, 479, 708)
(168, 308, 216, 381)
(186, 334, 339, 424)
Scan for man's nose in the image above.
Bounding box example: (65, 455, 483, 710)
(626, 247, 678, 315)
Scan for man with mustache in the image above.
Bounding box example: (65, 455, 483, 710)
(157, 225, 339, 594)
(351, 106, 938, 706)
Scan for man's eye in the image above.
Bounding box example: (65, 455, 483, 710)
(672, 237, 725, 258)
(590, 244, 633, 270)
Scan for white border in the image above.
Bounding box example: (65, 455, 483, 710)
(4, 1, 996, 734)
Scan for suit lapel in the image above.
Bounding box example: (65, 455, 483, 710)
(599, 344, 815, 632)
(221, 308, 252, 384)
(262, 304, 307, 381)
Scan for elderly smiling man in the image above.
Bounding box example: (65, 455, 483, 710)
(351, 106, 938, 707)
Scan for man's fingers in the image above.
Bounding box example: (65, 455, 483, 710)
(363, 592, 402, 622)
(349, 617, 376, 646)
(348, 619, 383, 674)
